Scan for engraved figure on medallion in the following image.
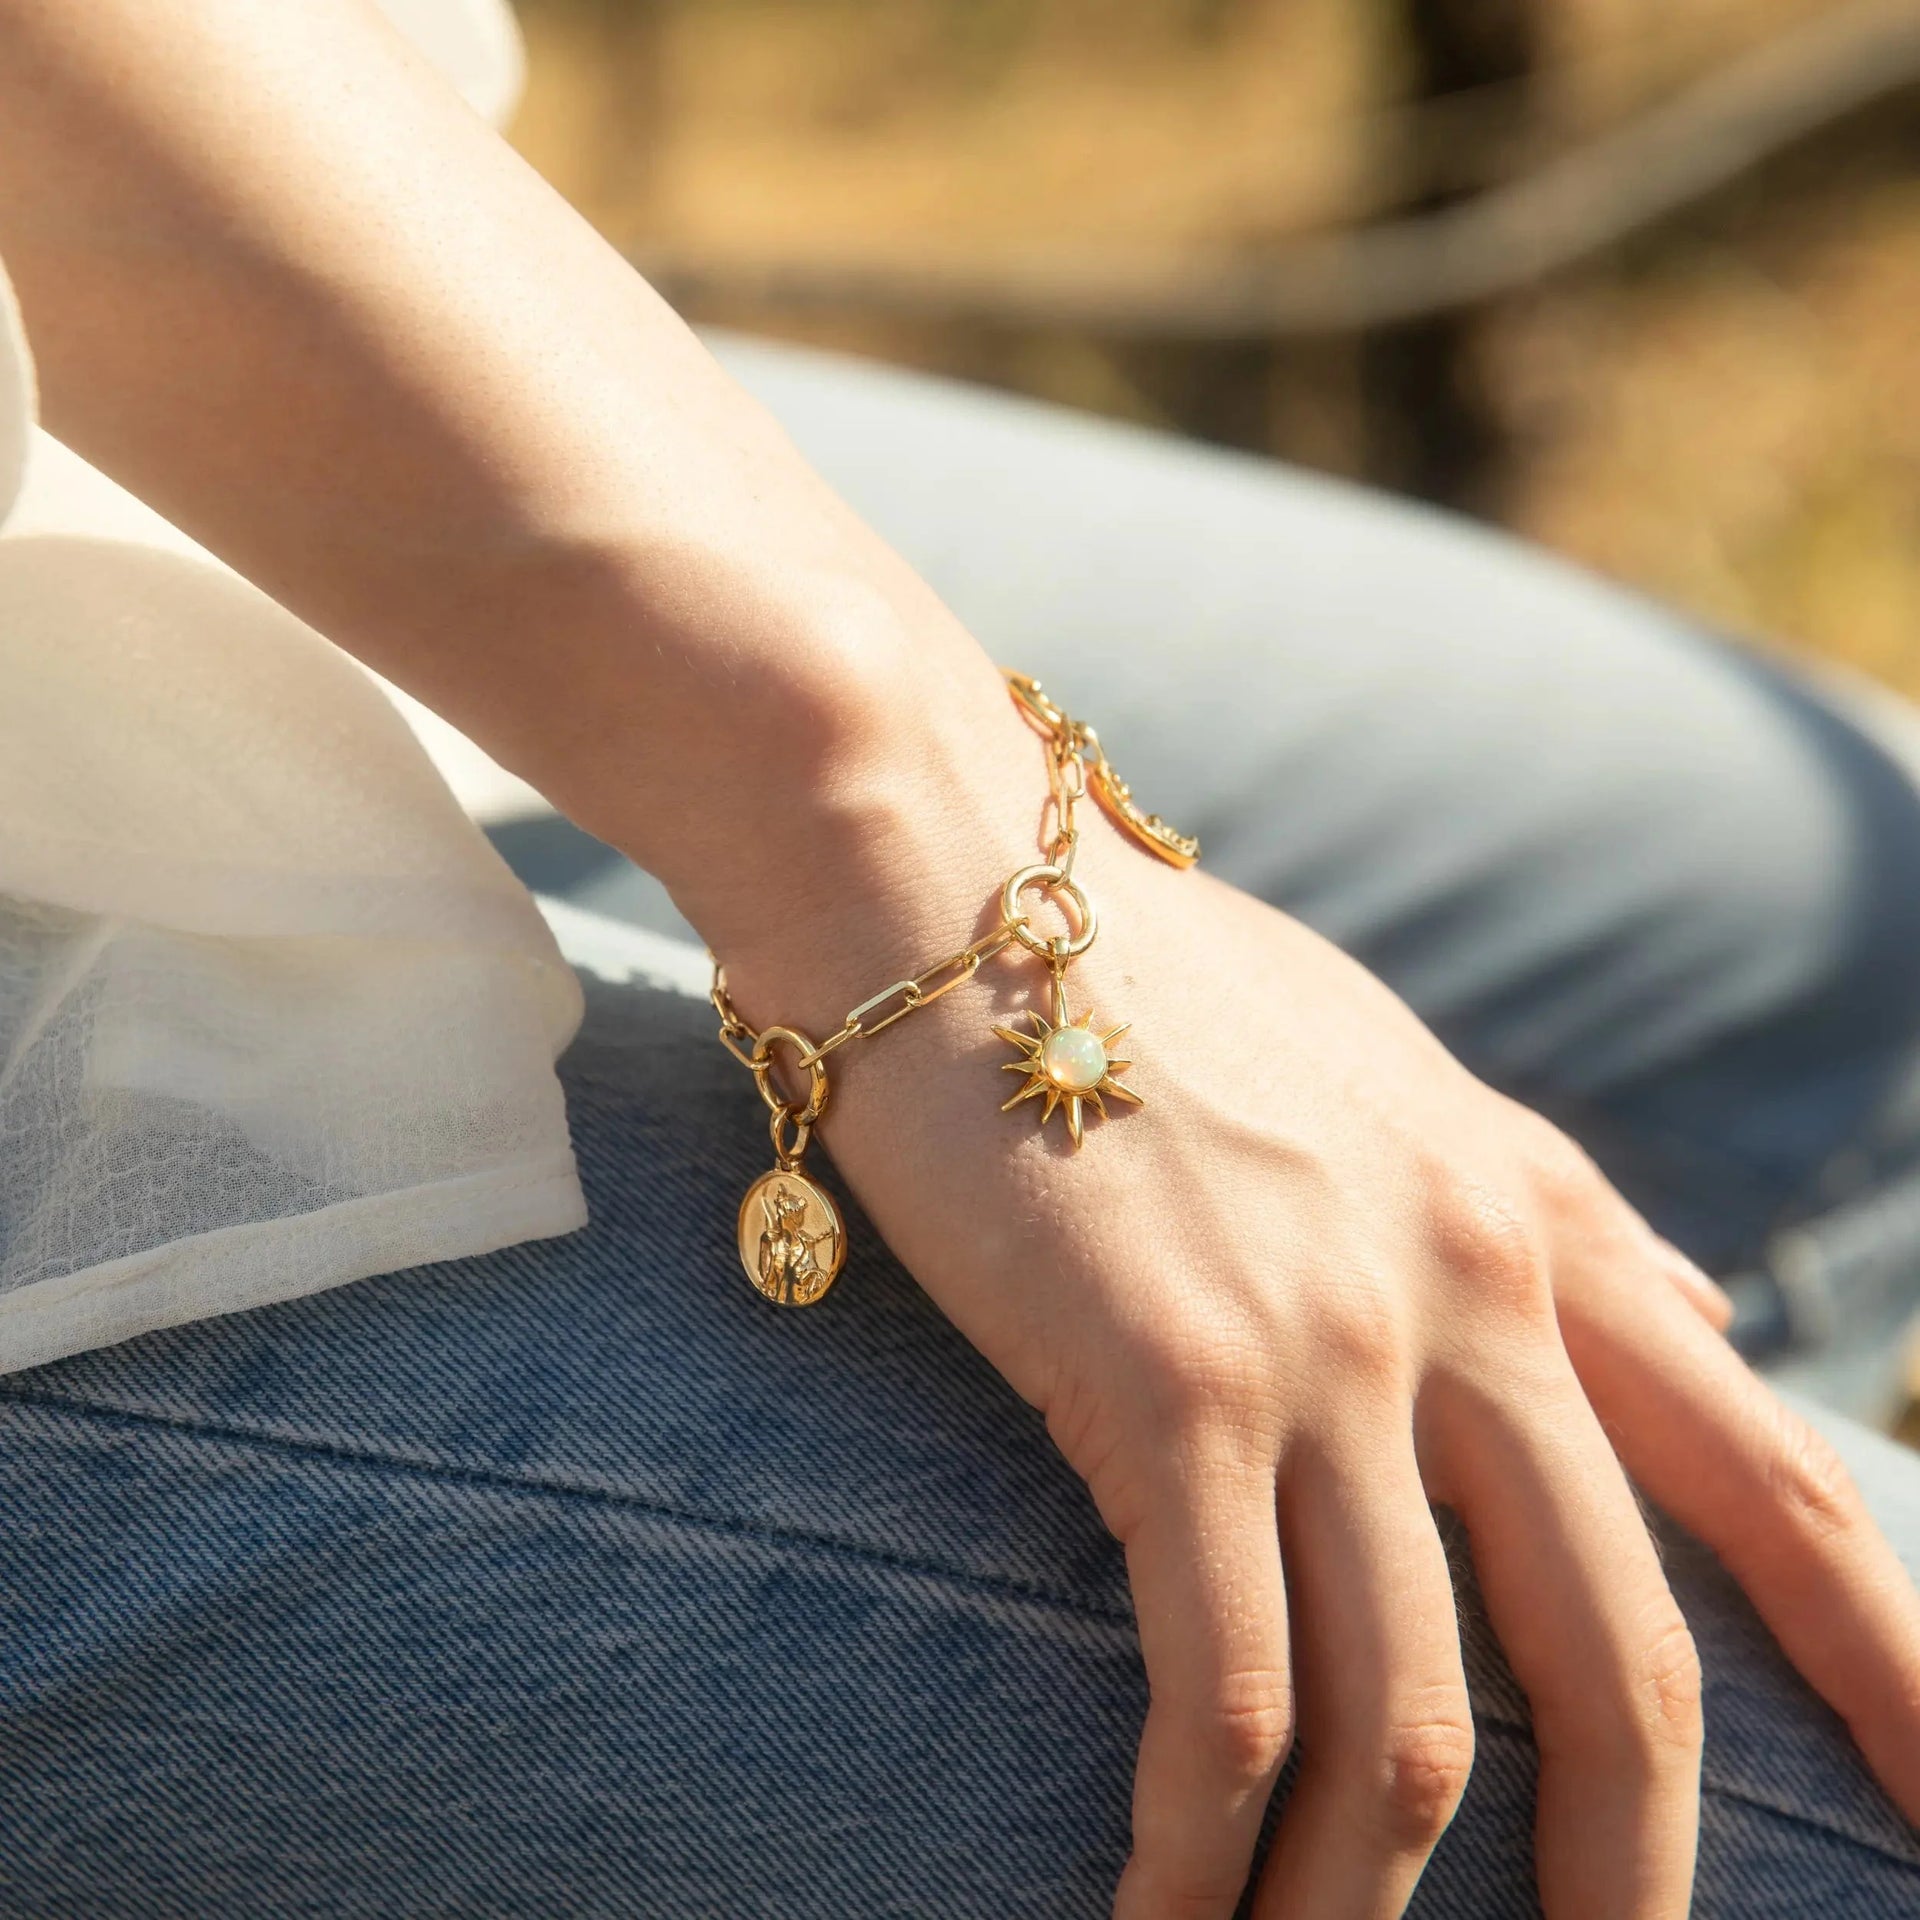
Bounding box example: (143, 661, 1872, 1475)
(755, 1180, 837, 1306)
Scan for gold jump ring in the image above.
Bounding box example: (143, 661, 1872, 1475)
(768, 1105, 812, 1168)
(752, 1025, 831, 1126)
(1000, 862, 1098, 960)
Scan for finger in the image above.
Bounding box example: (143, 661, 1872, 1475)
(1587, 1168, 1731, 1335)
(1561, 1271, 1920, 1819)
(1646, 1234, 1734, 1333)
(1523, 1125, 1732, 1335)
(1113, 1447, 1295, 1920)
(1425, 1356, 1702, 1919)
(1251, 1427, 1473, 1920)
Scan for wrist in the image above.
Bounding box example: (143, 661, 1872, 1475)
(674, 638, 1051, 1030)
(449, 534, 1139, 1041)
(511, 544, 1042, 1019)
(420, 532, 996, 897)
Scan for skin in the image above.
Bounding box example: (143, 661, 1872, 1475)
(1, 2, 1916, 1912)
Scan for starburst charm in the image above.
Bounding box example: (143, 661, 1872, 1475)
(994, 975, 1141, 1149)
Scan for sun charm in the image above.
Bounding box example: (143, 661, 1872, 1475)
(995, 975, 1142, 1149)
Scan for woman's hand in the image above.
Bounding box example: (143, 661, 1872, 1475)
(719, 690, 1920, 1920)
(4, 0, 1906, 1898)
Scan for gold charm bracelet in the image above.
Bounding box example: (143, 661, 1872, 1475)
(709, 668, 1199, 1308)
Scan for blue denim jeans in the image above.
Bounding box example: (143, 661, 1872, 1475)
(7, 344, 1920, 1914)
(2, 972, 1918, 1916)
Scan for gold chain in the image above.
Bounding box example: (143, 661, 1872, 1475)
(708, 670, 1104, 1126)
(709, 913, 1030, 1166)
(1007, 671, 1089, 879)
(711, 666, 1197, 1307)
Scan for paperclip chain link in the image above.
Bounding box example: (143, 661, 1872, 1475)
(709, 670, 1108, 1137)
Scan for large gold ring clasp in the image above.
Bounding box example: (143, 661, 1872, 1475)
(751, 1025, 831, 1127)
(1000, 863, 1098, 960)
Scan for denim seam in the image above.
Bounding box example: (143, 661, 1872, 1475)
(0, 1384, 1135, 1629)
(1466, 1705, 1920, 1872)
(1697, 1777, 1920, 1876)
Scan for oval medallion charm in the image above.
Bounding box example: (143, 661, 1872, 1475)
(737, 1169, 846, 1307)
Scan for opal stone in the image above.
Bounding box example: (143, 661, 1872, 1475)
(1041, 1024, 1108, 1093)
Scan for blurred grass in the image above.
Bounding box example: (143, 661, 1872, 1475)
(510, 0, 1920, 695)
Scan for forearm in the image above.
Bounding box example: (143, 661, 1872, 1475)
(0, 0, 1035, 987)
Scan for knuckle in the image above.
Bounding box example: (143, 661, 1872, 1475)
(1197, 1672, 1296, 1784)
(1547, 1615, 1705, 1776)
(1376, 1713, 1477, 1845)
(1520, 1118, 1605, 1213)
(1305, 1280, 1408, 1390)
(1427, 1179, 1551, 1319)
(1621, 1618, 1706, 1771)
(1762, 1418, 1863, 1548)
(1642, 1617, 1706, 1754)
(1140, 1315, 1275, 1432)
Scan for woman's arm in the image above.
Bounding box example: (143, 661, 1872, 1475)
(0, 0, 1032, 981)
(6, 6, 1919, 1918)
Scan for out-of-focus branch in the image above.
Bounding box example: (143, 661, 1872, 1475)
(630, 0, 1920, 339)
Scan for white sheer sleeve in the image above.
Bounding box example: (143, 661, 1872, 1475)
(0, 1, 592, 1375)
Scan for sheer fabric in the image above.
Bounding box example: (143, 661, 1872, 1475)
(0, 0, 589, 1375)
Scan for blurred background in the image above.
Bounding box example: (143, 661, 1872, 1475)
(506, 0, 1920, 698)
